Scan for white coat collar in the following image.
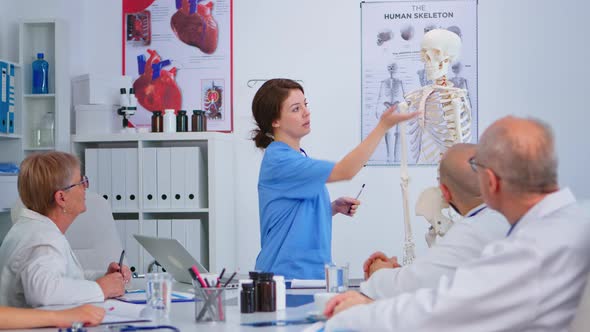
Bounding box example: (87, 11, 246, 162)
(509, 188, 576, 236)
(19, 207, 62, 234)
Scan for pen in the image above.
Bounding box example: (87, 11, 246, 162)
(118, 250, 125, 272)
(223, 272, 237, 288)
(216, 268, 226, 288)
(347, 183, 365, 214)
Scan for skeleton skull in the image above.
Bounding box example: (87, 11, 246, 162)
(420, 29, 462, 81)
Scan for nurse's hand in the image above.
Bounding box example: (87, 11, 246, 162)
(331, 197, 360, 216)
(324, 291, 373, 318)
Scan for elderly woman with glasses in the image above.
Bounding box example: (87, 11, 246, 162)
(0, 152, 130, 308)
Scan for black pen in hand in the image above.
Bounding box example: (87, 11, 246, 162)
(117, 250, 125, 273)
(347, 184, 366, 214)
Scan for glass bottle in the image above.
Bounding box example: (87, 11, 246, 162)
(176, 110, 188, 132)
(256, 272, 276, 312)
(37, 111, 54, 147)
(191, 110, 207, 132)
(151, 111, 163, 132)
(240, 282, 255, 314)
(32, 53, 49, 94)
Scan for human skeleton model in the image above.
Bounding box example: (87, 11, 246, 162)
(415, 186, 455, 247)
(375, 63, 406, 162)
(397, 29, 472, 264)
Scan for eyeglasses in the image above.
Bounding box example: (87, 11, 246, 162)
(468, 156, 486, 173)
(60, 175, 89, 191)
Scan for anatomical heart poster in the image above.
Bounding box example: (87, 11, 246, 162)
(361, 0, 477, 165)
(123, 0, 232, 131)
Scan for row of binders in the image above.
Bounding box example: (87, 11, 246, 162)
(85, 146, 207, 211)
(116, 219, 206, 275)
(0, 61, 16, 134)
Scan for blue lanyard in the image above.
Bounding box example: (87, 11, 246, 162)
(467, 206, 486, 218)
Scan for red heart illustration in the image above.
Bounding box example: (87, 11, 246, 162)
(133, 49, 182, 112)
(171, 0, 218, 54)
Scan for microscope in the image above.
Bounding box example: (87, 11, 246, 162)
(117, 87, 137, 132)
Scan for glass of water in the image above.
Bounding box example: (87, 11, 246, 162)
(325, 263, 349, 293)
(144, 272, 173, 321)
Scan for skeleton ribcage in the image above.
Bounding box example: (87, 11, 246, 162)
(405, 86, 472, 164)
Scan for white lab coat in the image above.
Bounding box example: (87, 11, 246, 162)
(0, 208, 104, 307)
(327, 188, 590, 331)
(361, 204, 509, 299)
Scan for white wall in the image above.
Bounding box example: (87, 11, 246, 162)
(2, 0, 589, 277)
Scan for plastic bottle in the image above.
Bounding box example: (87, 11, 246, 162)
(151, 111, 163, 132)
(32, 53, 49, 94)
(240, 281, 255, 314)
(256, 272, 276, 312)
(163, 109, 176, 133)
(273, 275, 286, 311)
(176, 110, 188, 132)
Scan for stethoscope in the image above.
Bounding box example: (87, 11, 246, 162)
(59, 325, 181, 332)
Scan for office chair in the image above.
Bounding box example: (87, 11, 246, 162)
(10, 192, 123, 272)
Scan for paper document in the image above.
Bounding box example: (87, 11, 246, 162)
(40, 299, 150, 324)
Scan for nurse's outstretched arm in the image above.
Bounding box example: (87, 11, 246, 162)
(327, 105, 418, 183)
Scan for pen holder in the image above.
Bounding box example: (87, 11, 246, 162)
(194, 287, 227, 323)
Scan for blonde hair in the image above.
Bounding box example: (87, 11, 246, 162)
(18, 152, 80, 215)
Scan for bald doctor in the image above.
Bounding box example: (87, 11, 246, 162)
(325, 117, 590, 331)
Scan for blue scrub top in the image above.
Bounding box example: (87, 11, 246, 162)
(255, 141, 335, 279)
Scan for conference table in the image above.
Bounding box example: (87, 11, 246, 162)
(27, 286, 326, 331)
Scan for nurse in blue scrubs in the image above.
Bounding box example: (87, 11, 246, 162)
(251, 79, 417, 279)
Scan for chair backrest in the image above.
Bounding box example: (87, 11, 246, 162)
(570, 273, 590, 331)
(570, 200, 590, 331)
(11, 192, 123, 271)
(65, 192, 123, 271)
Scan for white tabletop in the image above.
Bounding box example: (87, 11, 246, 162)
(26, 286, 324, 331)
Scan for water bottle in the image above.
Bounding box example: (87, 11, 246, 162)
(32, 53, 49, 94)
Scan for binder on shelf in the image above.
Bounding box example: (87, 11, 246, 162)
(111, 149, 126, 211)
(156, 148, 171, 209)
(122, 219, 141, 274)
(185, 146, 207, 208)
(7, 64, 15, 133)
(157, 219, 172, 239)
(0, 61, 7, 133)
(170, 147, 186, 209)
(98, 149, 112, 203)
(141, 220, 157, 274)
(142, 148, 157, 209)
(124, 148, 139, 210)
(186, 219, 206, 265)
(171, 219, 204, 266)
(84, 149, 99, 194)
(7, 112, 14, 134)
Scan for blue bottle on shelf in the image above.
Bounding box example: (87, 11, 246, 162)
(32, 52, 49, 94)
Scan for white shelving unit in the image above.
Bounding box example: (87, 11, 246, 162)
(0, 59, 22, 224)
(71, 132, 236, 273)
(19, 19, 68, 153)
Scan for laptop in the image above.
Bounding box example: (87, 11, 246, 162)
(133, 234, 211, 285)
